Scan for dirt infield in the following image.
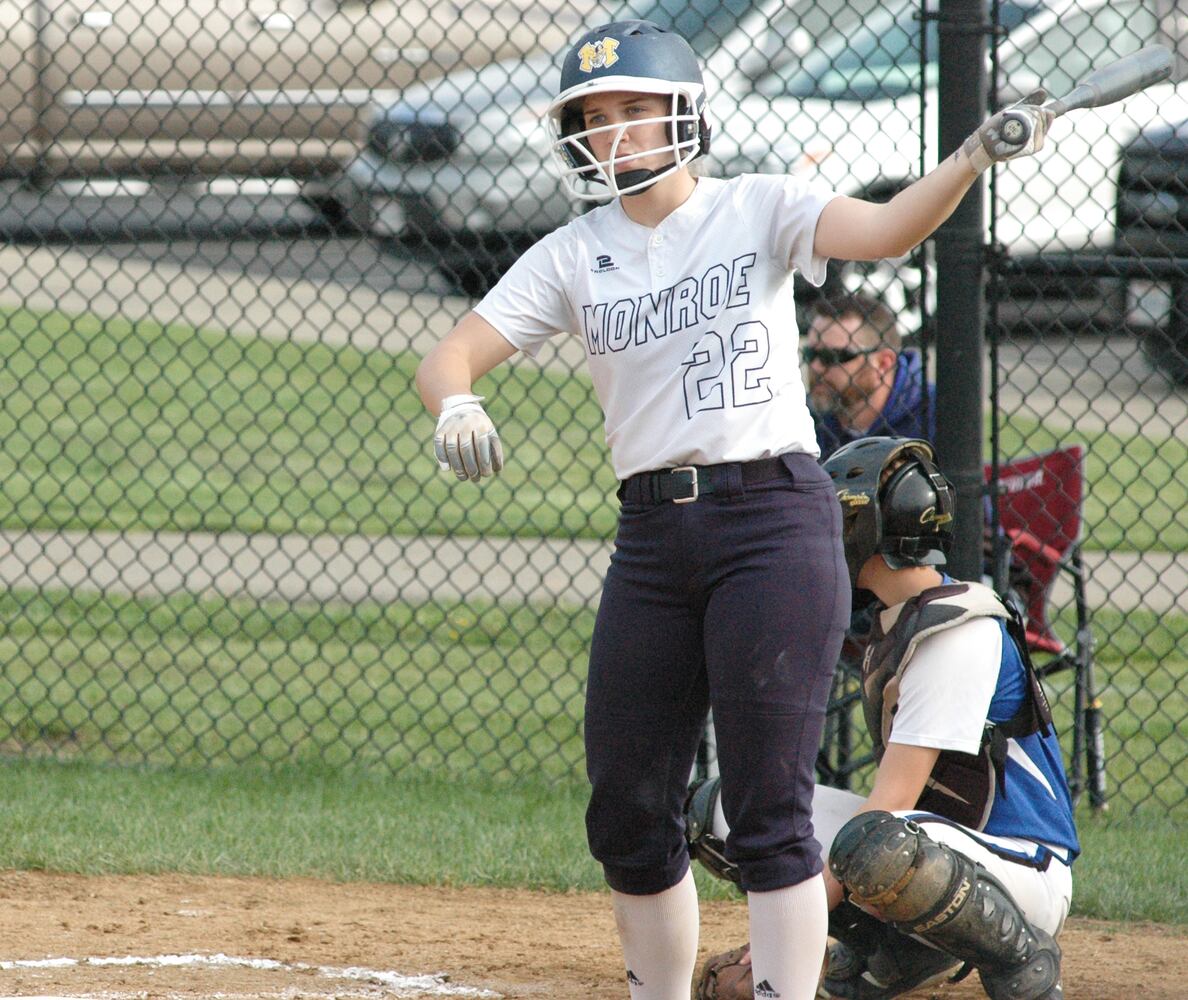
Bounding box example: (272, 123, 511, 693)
(0, 871, 1182, 1000)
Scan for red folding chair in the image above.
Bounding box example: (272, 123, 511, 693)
(985, 446, 1107, 810)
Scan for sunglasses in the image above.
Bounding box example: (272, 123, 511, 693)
(801, 345, 882, 366)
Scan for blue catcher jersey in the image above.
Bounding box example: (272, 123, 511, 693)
(890, 576, 1080, 867)
(981, 617, 1081, 865)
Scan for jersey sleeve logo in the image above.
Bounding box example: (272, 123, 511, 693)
(578, 37, 620, 73)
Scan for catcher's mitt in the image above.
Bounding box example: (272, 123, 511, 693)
(695, 943, 752, 1000)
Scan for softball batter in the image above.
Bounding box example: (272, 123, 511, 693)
(416, 19, 1053, 1000)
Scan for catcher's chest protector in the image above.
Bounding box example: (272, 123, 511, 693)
(861, 582, 1053, 830)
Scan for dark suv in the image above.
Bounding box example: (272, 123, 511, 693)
(1115, 120, 1188, 384)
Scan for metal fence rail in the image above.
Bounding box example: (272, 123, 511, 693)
(0, 1, 1184, 816)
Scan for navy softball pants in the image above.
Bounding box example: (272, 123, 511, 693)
(584, 452, 850, 895)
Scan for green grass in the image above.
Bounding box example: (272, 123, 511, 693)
(0, 759, 603, 889)
(1, 584, 1184, 813)
(1, 305, 1184, 551)
(1067, 606, 1188, 814)
(1070, 808, 1188, 924)
(0, 305, 619, 541)
(0, 586, 590, 780)
(0, 758, 1182, 924)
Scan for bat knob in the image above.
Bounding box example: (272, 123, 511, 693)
(999, 112, 1031, 146)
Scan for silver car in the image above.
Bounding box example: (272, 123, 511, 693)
(0, 0, 587, 194)
(324, 0, 863, 292)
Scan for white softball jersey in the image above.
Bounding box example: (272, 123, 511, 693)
(474, 173, 842, 479)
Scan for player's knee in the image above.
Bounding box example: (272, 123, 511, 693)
(828, 812, 963, 925)
(828, 810, 911, 903)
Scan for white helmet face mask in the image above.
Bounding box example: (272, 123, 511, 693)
(546, 81, 706, 201)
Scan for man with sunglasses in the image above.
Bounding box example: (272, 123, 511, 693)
(804, 292, 1035, 623)
(804, 292, 936, 460)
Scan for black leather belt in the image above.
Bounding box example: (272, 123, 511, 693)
(620, 456, 791, 504)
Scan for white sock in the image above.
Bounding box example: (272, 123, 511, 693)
(747, 874, 829, 1000)
(611, 868, 699, 1000)
(712, 784, 729, 840)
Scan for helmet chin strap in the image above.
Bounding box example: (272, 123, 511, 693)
(614, 167, 664, 194)
(613, 151, 691, 195)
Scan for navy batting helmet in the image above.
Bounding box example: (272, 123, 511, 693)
(822, 437, 955, 586)
(545, 20, 710, 199)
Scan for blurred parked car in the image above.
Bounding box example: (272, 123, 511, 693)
(335, 0, 1187, 320)
(723, 0, 1188, 333)
(0, 0, 592, 206)
(326, 0, 1039, 293)
(320, 0, 887, 293)
(1114, 117, 1188, 383)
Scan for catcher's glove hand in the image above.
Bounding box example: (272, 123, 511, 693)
(695, 943, 752, 1000)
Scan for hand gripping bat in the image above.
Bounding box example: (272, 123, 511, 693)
(998, 44, 1174, 147)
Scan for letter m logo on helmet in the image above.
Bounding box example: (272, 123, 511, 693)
(578, 37, 620, 73)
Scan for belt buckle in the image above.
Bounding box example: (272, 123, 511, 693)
(670, 466, 699, 503)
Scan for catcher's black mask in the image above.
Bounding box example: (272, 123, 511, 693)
(822, 436, 955, 587)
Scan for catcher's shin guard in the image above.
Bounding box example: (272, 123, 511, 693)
(821, 900, 962, 999)
(683, 777, 740, 886)
(829, 812, 1062, 1000)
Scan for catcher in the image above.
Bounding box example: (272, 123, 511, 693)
(687, 437, 1079, 1000)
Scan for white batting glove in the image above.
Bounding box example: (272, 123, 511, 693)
(433, 394, 504, 482)
(962, 89, 1054, 175)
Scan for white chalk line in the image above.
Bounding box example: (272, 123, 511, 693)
(0, 990, 465, 998)
(0, 994, 412, 1000)
(0, 994, 444, 1000)
(0, 952, 501, 998)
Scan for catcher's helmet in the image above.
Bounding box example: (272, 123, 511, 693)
(822, 437, 955, 586)
(545, 20, 710, 200)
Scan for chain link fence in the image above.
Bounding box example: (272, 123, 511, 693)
(0, 1, 1183, 815)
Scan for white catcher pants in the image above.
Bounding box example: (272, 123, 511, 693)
(710, 783, 1072, 936)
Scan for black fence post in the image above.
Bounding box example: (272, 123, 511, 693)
(934, 0, 988, 580)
